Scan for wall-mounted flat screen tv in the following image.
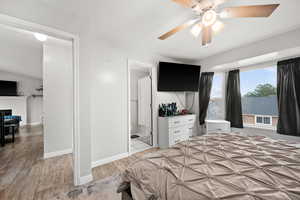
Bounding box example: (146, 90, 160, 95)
(0, 80, 17, 96)
(158, 62, 201, 92)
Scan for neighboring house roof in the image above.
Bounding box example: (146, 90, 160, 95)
(242, 95, 278, 116)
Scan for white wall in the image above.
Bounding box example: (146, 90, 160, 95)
(91, 51, 128, 162)
(0, 70, 43, 125)
(200, 28, 300, 70)
(130, 69, 149, 134)
(0, 1, 201, 180)
(43, 38, 73, 156)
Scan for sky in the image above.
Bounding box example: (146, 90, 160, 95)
(210, 66, 277, 98)
(240, 66, 277, 96)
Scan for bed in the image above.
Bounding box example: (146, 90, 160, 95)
(118, 133, 300, 200)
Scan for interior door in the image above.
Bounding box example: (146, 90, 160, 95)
(138, 76, 153, 145)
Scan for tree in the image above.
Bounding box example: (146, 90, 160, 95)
(244, 84, 276, 97)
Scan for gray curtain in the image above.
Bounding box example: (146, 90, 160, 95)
(199, 72, 214, 125)
(277, 57, 300, 136)
(226, 69, 243, 128)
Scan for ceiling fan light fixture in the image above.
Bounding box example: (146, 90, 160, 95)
(219, 10, 229, 18)
(193, 4, 202, 13)
(202, 10, 217, 27)
(190, 24, 202, 37)
(212, 21, 224, 33)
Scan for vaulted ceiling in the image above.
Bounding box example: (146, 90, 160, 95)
(0, 0, 299, 62)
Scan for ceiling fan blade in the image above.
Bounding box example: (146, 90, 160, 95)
(213, 0, 229, 7)
(221, 4, 279, 18)
(172, 0, 195, 8)
(159, 19, 198, 40)
(202, 25, 212, 46)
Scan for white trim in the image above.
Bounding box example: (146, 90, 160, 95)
(129, 146, 153, 155)
(92, 152, 129, 168)
(44, 148, 73, 159)
(255, 115, 272, 126)
(0, 14, 82, 186)
(79, 174, 93, 185)
(26, 122, 43, 126)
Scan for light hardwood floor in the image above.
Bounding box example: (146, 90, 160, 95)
(0, 126, 157, 200)
(0, 126, 73, 200)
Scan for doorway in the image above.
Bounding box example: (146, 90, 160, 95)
(0, 14, 80, 187)
(128, 60, 156, 154)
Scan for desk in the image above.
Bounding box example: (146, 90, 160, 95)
(0, 115, 21, 147)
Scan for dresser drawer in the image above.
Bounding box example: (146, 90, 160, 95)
(187, 126, 194, 138)
(169, 115, 196, 127)
(169, 126, 186, 136)
(169, 118, 185, 127)
(185, 116, 196, 124)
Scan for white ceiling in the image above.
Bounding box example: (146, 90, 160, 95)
(92, 0, 300, 61)
(0, 0, 300, 63)
(0, 25, 43, 79)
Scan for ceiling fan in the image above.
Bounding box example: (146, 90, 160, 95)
(158, 0, 279, 46)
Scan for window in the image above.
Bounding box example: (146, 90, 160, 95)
(240, 66, 277, 130)
(256, 116, 272, 125)
(256, 116, 263, 123)
(207, 73, 225, 120)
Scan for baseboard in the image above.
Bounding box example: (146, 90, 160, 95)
(92, 152, 129, 168)
(44, 148, 73, 159)
(79, 174, 93, 185)
(27, 122, 43, 126)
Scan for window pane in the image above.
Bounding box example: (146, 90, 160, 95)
(241, 67, 278, 130)
(207, 73, 225, 120)
(210, 74, 223, 98)
(257, 117, 263, 123)
(264, 117, 271, 124)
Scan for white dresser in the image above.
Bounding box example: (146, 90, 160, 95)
(205, 120, 231, 134)
(158, 114, 196, 148)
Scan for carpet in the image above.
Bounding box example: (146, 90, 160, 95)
(51, 175, 122, 200)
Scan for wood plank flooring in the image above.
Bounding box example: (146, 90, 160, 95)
(0, 127, 73, 200)
(0, 126, 158, 200)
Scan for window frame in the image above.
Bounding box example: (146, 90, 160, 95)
(255, 115, 272, 125)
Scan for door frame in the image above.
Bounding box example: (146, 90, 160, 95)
(127, 59, 158, 154)
(0, 14, 81, 185)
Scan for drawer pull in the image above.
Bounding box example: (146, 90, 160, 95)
(174, 130, 181, 133)
(189, 128, 193, 130)
(174, 121, 180, 124)
(188, 119, 194, 121)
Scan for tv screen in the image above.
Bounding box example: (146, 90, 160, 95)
(158, 62, 201, 92)
(0, 81, 17, 96)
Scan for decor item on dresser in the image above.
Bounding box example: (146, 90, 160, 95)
(198, 72, 214, 125)
(158, 102, 178, 117)
(205, 119, 231, 134)
(226, 69, 243, 128)
(158, 114, 196, 148)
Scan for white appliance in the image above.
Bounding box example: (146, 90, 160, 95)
(158, 114, 196, 148)
(205, 120, 231, 134)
